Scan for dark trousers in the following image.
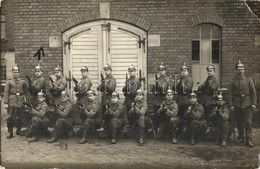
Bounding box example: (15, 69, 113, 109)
(178, 104, 189, 133)
(31, 117, 48, 137)
(204, 104, 215, 121)
(110, 118, 124, 138)
(158, 117, 180, 138)
(7, 107, 24, 131)
(54, 118, 73, 138)
(233, 107, 253, 139)
(187, 120, 207, 139)
(153, 105, 161, 130)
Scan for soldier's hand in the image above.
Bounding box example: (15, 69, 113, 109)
(251, 105, 256, 110)
(4, 104, 8, 110)
(230, 106, 235, 112)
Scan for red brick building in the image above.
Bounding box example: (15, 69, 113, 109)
(1, 0, 260, 108)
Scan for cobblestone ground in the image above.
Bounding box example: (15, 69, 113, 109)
(1, 100, 260, 169)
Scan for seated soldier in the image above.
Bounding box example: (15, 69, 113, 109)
(208, 93, 229, 147)
(156, 88, 179, 144)
(104, 91, 128, 144)
(184, 92, 207, 145)
(24, 91, 50, 142)
(78, 90, 102, 144)
(47, 91, 74, 143)
(129, 89, 149, 145)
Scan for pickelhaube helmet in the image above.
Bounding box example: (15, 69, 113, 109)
(54, 65, 62, 72)
(190, 91, 197, 98)
(235, 60, 244, 70)
(37, 90, 46, 97)
(35, 63, 43, 72)
(166, 88, 173, 95)
(206, 62, 215, 71)
(111, 91, 120, 98)
(128, 64, 136, 72)
(181, 62, 189, 70)
(12, 64, 20, 72)
(217, 93, 223, 101)
(87, 90, 96, 96)
(80, 66, 88, 72)
(136, 89, 144, 95)
(104, 63, 112, 71)
(61, 90, 69, 96)
(157, 62, 166, 71)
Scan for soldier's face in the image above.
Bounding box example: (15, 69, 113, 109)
(61, 95, 69, 102)
(217, 100, 224, 105)
(12, 70, 20, 78)
(190, 97, 197, 104)
(55, 71, 62, 78)
(128, 70, 136, 77)
(136, 93, 143, 101)
(207, 69, 215, 76)
(166, 93, 173, 101)
(111, 96, 119, 104)
(81, 70, 88, 78)
(88, 94, 95, 102)
(236, 69, 244, 75)
(37, 96, 45, 103)
(158, 70, 166, 76)
(35, 70, 43, 77)
(104, 69, 111, 76)
(181, 69, 188, 76)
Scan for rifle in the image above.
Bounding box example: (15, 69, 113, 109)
(174, 75, 178, 95)
(72, 76, 78, 85)
(25, 75, 36, 95)
(78, 102, 85, 111)
(49, 76, 55, 86)
(125, 72, 130, 94)
(100, 71, 105, 81)
(147, 111, 157, 139)
(25, 75, 32, 84)
(154, 74, 159, 94)
(139, 70, 145, 89)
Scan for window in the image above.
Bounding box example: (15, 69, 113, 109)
(1, 13, 5, 40)
(192, 24, 221, 63)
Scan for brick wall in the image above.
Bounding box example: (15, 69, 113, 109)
(3, 0, 260, 94)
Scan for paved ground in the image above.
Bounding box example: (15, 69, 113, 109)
(1, 100, 260, 169)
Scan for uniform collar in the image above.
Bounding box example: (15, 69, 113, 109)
(165, 99, 174, 104)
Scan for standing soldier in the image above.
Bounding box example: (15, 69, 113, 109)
(208, 93, 230, 147)
(24, 91, 50, 142)
(78, 90, 102, 144)
(122, 65, 141, 118)
(152, 63, 170, 130)
(105, 91, 128, 144)
(198, 63, 220, 120)
(229, 60, 257, 147)
(47, 91, 74, 143)
(176, 62, 193, 135)
(97, 63, 116, 119)
(156, 88, 179, 144)
(73, 66, 92, 106)
(49, 65, 67, 105)
(129, 89, 149, 145)
(26, 63, 49, 107)
(184, 92, 207, 145)
(4, 64, 28, 138)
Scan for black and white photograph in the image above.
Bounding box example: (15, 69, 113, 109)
(0, 0, 260, 168)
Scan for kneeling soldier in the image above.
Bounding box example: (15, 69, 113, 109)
(129, 89, 149, 145)
(184, 92, 207, 145)
(156, 88, 179, 144)
(208, 93, 229, 147)
(79, 90, 102, 144)
(105, 91, 128, 144)
(25, 91, 49, 142)
(47, 91, 74, 143)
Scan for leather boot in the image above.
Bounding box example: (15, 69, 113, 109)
(220, 140, 227, 147)
(79, 130, 88, 144)
(111, 137, 117, 144)
(28, 136, 39, 142)
(7, 122, 13, 139)
(16, 119, 22, 135)
(246, 137, 255, 147)
(47, 131, 58, 143)
(190, 138, 196, 145)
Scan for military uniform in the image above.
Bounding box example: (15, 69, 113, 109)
(4, 65, 28, 138)
(47, 91, 74, 143)
(129, 90, 149, 144)
(198, 64, 219, 120)
(184, 93, 207, 145)
(26, 94, 50, 142)
(229, 60, 257, 147)
(78, 90, 102, 144)
(74, 66, 92, 106)
(176, 63, 193, 134)
(49, 66, 67, 105)
(97, 64, 116, 117)
(105, 92, 128, 144)
(156, 89, 179, 144)
(122, 65, 141, 118)
(208, 94, 229, 146)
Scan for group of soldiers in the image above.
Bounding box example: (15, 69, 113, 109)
(3, 60, 257, 147)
